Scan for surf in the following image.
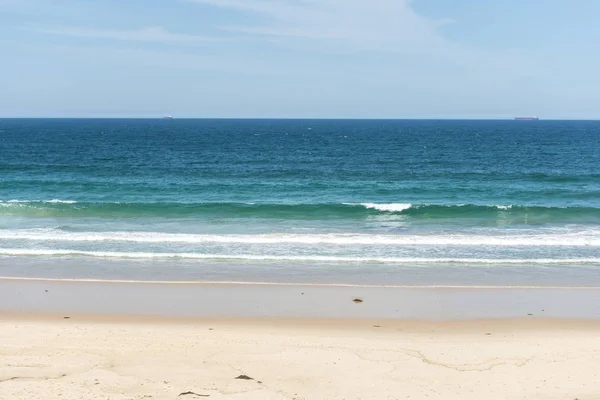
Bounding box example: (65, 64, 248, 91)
(1, 200, 599, 224)
(2, 229, 600, 247)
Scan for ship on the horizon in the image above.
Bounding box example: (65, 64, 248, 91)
(514, 116, 539, 121)
(163, 114, 174, 119)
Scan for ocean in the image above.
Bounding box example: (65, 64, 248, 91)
(1, 118, 599, 286)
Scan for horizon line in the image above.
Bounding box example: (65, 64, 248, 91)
(2, 116, 600, 121)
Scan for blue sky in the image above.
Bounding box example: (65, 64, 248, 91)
(1, 0, 599, 118)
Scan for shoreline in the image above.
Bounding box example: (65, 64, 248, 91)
(2, 276, 600, 289)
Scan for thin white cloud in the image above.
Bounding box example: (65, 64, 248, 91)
(185, 0, 450, 52)
(183, 0, 531, 78)
(26, 26, 221, 43)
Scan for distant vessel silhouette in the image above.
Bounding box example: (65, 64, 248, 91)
(514, 116, 539, 121)
(163, 114, 174, 119)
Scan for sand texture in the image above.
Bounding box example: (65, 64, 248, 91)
(1, 315, 599, 400)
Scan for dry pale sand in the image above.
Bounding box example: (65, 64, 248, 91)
(1, 314, 599, 400)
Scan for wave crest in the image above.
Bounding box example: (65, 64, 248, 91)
(2, 199, 77, 204)
(356, 203, 413, 212)
(0, 201, 598, 223)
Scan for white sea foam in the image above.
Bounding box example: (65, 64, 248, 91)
(356, 203, 413, 212)
(1, 199, 77, 204)
(46, 199, 78, 204)
(0, 248, 598, 264)
(1, 229, 600, 246)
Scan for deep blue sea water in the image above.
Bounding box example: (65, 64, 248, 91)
(1, 118, 600, 285)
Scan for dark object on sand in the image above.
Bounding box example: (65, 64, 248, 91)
(352, 298, 363, 303)
(178, 391, 210, 397)
(63, 316, 70, 319)
(235, 375, 254, 380)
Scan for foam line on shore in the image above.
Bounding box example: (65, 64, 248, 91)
(1, 276, 600, 289)
(1, 248, 600, 264)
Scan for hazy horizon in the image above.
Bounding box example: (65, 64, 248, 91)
(2, 117, 599, 121)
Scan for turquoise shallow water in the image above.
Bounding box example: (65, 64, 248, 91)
(1, 118, 600, 285)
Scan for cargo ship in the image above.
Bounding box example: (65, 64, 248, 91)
(514, 116, 539, 121)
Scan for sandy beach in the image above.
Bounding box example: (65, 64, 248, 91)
(1, 314, 599, 400)
(1, 279, 600, 399)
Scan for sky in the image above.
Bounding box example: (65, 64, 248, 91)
(1, 0, 599, 119)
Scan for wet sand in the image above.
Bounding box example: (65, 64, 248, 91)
(1, 277, 600, 319)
